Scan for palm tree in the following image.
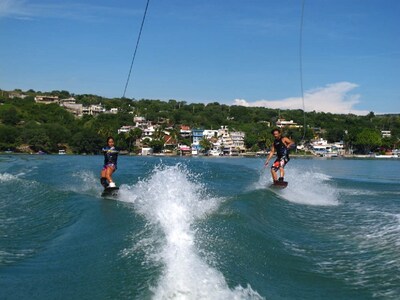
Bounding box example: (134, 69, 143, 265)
(124, 127, 142, 153)
(152, 125, 165, 140)
(97, 127, 114, 139)
(199, 138, 212, 153)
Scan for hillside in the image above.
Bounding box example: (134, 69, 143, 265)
(1, 89, 399, 154)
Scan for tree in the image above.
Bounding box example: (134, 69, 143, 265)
(0, 106, 21, 125)
(199, 138, 212, 153)
(29, 131, 51, 152)
(43, 123, 71, 151)
(244, 134, 258, 150)
(1, 87, 399, 154)
(0, 125, 19, 150)
(18, 127, 51, 152)
(354, 129, 381, 154)
(152, 125, 165, 140)
(142, 138, 151, 147)
(149, 139, 164, 153)
(71, 129, 103, 154)
(381, 136, 397, 150)
(124, 127, 142, 152)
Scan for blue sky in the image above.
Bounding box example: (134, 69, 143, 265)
(1, 0, 399, 114)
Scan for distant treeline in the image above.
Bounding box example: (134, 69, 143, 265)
(0, 89, 399, 154)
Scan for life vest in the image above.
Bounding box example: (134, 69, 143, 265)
(103, 146, 119, 166)
(273, 137, 289, 159)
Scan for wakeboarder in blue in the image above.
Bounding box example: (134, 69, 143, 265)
(100, 136, 119, 188)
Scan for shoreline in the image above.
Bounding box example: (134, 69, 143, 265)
(1, 152, 399, 160)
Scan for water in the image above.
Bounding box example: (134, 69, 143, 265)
(0, 155, 399, 299)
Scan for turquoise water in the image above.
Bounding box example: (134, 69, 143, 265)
(0, 155, 399, 299)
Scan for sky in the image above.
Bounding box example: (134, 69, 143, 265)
(0, 0, 399, 115)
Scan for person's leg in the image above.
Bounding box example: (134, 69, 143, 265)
(105, 166, 115, 185)
(271, 160, 279, 181)
(100, 168, 108, 188)
(278, 158, 287, 181)
(279, 167, 285, 180)
(270, 168, 278, 181)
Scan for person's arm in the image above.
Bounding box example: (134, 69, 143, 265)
(265, 144, 275, 166)
(283, 137, 294, 150)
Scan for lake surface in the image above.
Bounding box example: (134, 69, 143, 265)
(0, 155, 399, 299)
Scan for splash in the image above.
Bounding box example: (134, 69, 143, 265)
(255, 167, 339, 206)
(121, 164, 264, 300)
(0, 173, 19, 183)
(69, 170, 102, 195)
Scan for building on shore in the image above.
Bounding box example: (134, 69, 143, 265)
(59, 97, 83, 117)
(118, 126, 136, 134)
(381, 130, 391, 138)
(82, 104, 105, 116)
(180, 125, 192, 139)
(310, 138, 345, 156)
(191, 128, 204, 155)
(9, 92, 28, 99)
(276, 118, 302, 129)
(34, 95, 59, 104)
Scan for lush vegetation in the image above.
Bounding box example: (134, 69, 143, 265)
(0, 89, 399, 154)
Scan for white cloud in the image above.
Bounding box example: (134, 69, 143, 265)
(0, 0, 31, 18)
(0, 0, 139, 21)
(233, 82, 370, 115)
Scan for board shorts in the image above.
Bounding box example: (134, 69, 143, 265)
(271, 157, 289, 172)
(103, 163, 117, 171)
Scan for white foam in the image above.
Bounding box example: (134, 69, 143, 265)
(255, 167, 339, 206)
(121, 164, 264, 300)
(316, 209, 400, 296)
(0, 173, 19, 182)
(69, 170, 102, 194)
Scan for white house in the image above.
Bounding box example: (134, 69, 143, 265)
(231, 131, 246, 151)
(34, 95, 59, 104)
(276, 118, 301, 129)
(203, 129, 218, 140)
(109, 108, 118, 114)
(62, 103, 83, 117)
(143, 125, 157, 137)
(134, 116, 151, 129)
(311, 138, 344, 156)
(381, 130, 391, 138)
(180, 125, 191, 138)
(59, 97, 76, 105)
(118, 126, 135, 134)
(83, 104, 105, 116)
(141, 147, 153, 156)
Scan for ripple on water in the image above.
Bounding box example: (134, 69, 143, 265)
(0, 174, 77, 265)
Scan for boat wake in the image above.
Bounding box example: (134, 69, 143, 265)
(119, 163, 264, 299)
(0, 172, 74, 265)
(254, 166, 339, 206)
(68, 170, 103, 196)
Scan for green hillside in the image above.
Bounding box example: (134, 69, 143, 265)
(1, 89, 398, 154)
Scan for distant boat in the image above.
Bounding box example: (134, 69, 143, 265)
(323, 152, 339, 158)
(208, 149, 222, 156)
(58, 150, 66, 155)
(375, 154, 399, 158)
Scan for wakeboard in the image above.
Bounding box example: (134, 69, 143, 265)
(270, 180, 288, 189)
(101, 186, 119, 198)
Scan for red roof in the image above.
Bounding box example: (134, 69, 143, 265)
(164, 135, 177, 145)
(180, 125, 191, 131)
